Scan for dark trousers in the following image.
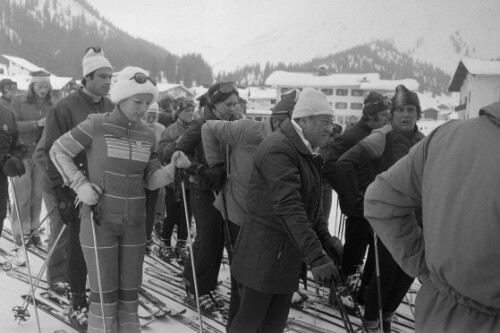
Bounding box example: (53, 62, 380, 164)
(341, 215, 373, 277)
(161, 187, 189, 245)
(364, 239, 414, 321)
(145, 188, 160, 240)
(226, 220, 241, 332)
(321, 183, 333, 223)
(183, 188, 224, 295)
(66, 207, 87, 294)
(229, 284, 293, 333)
(0, 172, 8, 238)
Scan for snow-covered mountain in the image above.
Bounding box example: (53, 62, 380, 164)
(213, 0, 500, 75)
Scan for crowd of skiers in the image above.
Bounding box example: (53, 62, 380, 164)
(0, 45, 499, 333)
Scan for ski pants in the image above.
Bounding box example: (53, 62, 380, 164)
(341, 215, 374, 278)
(43, 180, 69, 286)
(183, 188, 224, 296)
(229, 284, 293, 333)
(10, 158, 44, 238)
(161, 187, 190, 245)
(364, 238, 414, 322)
(226, 220, 241, 332)
(80, 206, 146, 333)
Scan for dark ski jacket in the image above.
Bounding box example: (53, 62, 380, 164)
(231, 119, 332, 294)
(44, 88, 113, 189)
(322, 119, 374, 217)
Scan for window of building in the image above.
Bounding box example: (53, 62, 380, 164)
(351, 103, 363, 110)
(351, 89, 364, 96)
(336, 88, 348, 96)
(321, 88, 333, 95)
(335, 102, 348, 109)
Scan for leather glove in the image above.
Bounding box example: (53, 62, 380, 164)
(310, 256, 341, 287)
(53, 185, 78, 224)
(323, 236, 343, 266)
(2, 156, 25, 177)
(206, 163, 226, 192)
(172, 150, 192, 169)
(74, 182, 102, 205)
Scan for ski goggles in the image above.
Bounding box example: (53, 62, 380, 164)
(211, 81, 238, 102)
(130, 72, 157, 86)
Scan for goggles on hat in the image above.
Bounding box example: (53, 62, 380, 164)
(130, 72, 157, 86)
(84, 46, 102, 54)
(211, 81, 238, 102)
(364, 96, 391, 108)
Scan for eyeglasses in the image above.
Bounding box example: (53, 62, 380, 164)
(211, 81, 238, 101)
(394, 105, 417, 114)
(84, 46, 102, 54)
(130, 72, 157, 86)
(365, 96, 391, 108)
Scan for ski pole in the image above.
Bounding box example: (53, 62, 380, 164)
(9, 177, 42, 333)
(179, 171, 204, 333)
(373, 233, 384, 333)
(90, 208, 108, 333)
(21, 206, 56, 247)
(17, 224, 67, 310)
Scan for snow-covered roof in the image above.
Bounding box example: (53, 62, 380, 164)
(265, 71, 380, 87)
(157, 83, 193, 96)
(360, 79, 419, 92)
(1, 54, 49, 73)
(449, 58, 500, 92)
(248, 87, 277, 100)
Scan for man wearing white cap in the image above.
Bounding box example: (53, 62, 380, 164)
(43, 46, 113, 331)
(229, 88, 342, 333)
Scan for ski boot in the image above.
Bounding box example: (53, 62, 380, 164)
(145, 237, 153, 255)
(67, 291, 88, 331)
(158, 243, 176, 263)
(175, 240, 189, 266)
(50, 280, 70, 295)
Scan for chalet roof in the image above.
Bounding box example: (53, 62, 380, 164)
(265, 71, 380, 87)
(1, 54, 49, 74)
(449, 58, 500, 92)
(157, 83, 194, 97)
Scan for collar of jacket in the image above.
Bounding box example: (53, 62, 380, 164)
(78, 88, 106, 108)
(280, 119, 315, 155)
(110, 105, 142, 130)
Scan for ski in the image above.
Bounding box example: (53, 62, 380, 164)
(138, 287, 186, 317)
(143, 281, 225, 333)
(2, 229, 46, 260)
(20, 294, 86, 333)
(0, 245, 26, 266)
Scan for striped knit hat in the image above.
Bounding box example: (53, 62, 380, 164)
(391, 85, 421, 118)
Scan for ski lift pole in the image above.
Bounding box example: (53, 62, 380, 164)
(90, 208, 108, 333)
(9, 177, 42, 333)
(373, 233, 384, 333)
(179, 170, 203, 333)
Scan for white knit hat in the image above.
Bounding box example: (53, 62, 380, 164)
(292, 88, 333, 119)
(82, 48, 112, 77)
(146, 102, 160, 113)
(110, 66, 159, 104)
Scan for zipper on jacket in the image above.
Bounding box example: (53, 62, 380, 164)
(125, 126, 131, 223)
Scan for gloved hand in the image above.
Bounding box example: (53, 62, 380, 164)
(172, 150, 192, 169)
(310, 256, 341, 287)
(206, 163, 226, 192)
(74, 182, 102, 205)
(323, 236, 343, 266)
(2, 156, 25, 177)
(53, 185, 78, 225)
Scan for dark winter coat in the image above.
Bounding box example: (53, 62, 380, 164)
(0, 104, 25, 163)
(322, 119, 374, 217)
(231, 119, 332, 294)
(336, 125, 424, 218)
(44, 88, 114, 188)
